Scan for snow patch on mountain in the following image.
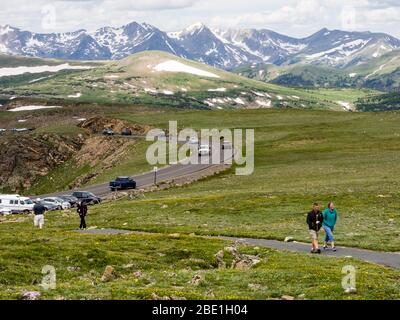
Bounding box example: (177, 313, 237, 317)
(0, 63, 93, 78)
(153, 60, 220, 78)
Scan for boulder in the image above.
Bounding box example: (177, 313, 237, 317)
(101, 265, 117, 283)
(190, 274, 204, 286)
(20, 291, 41, 300)
(284, 236, 294, 242)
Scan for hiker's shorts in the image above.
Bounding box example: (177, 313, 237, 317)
(34, 214, 44, 228)
(309, 230, 318, 240)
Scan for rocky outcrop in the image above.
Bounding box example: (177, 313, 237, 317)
(0, 134, 84, 192)
(78, 116, 151, 135)
(68, 136, 135, 188)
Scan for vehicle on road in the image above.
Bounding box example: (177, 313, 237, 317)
(58, 195, 79, 207)
(121, 128, 132, 136)
(109, 176, 137, 191)
(188, 137, 199, 145)
(198, 144, 211, 156)
(71, 191, 102, 205)
(34, 200, 59, 212)
(0, 194, 34, 214)
(41, 197, 71, 210)
(102, 128, 114, 136)
(10, 128, 34, 133)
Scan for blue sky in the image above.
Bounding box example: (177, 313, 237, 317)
(1, 0, 400, 37)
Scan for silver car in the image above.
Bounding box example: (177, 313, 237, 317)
(40, 197, 71, 210)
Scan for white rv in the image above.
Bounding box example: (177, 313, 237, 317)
(0, 194, 34, 214)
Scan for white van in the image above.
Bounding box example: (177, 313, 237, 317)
(0, 194, 34, 214)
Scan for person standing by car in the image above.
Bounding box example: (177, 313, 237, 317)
(323, 202, 338, 251)
(306, 203, 323, 254)
(77, 201, 88, 230)
(33, 201, 46, 229)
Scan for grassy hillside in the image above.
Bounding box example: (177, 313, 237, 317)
(0, 51, 376, 110)
(1, 107, 400, 300)
(234, 50, 400, 93)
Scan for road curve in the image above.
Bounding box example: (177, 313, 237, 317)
(37, 147, 234, 199)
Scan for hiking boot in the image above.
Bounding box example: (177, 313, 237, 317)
(332, 247, 337, 252)
(316, 249, 321, 254)
(323, 245, 327, 250)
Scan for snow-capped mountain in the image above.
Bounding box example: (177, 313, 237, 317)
(297, 28, 400, 68)
(93, 22, 189, 60)
(1, 22, 399, 70)
(168, 23, 258, 68)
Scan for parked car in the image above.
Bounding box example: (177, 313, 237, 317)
(102, 128, 114, 136)
(188, 137, 199, 145)
(121, 128, 132, 136)
(34, 200, 59, 212)
(109, 176, 137, 191)
(71, 191, 102, 205)
(0, 194, 34, 214)
(58, 195, 79, 207)
(198, 144, 211, 156)
(10, 128, 34, 133)
(41, 197, 71, 210)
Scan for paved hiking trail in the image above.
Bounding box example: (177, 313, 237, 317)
(76, 229, 400, 269)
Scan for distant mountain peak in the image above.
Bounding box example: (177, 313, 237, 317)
(0, 22, 399, 69)
(182, 22, 207, 35)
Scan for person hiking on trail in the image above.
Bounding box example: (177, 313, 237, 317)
(323, 202, 338, 251)
(77, 201, 88, 230)
(33, 201, 46, 229)
(307, 203, 324, 254)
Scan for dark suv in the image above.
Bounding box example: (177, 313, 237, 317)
(71, 191, 102, 205)
(121, 128, 132, 136)
(109, 176, 136, 191)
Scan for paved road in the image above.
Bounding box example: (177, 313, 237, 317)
(38, 147, 233, 198)
(75, 228, 400, 269)
(220, 236, 400, 269)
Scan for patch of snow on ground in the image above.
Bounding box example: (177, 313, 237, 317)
(124, 82, 136, 88)
(144, 88, 157, 94)
(337, 101, 353, 111)
(291, 95, 300, 100)
(29, 76, 52, 83)
(0, 64, 93, 78)
(9, 96, 17, 100)
(163, 90, 174, 95)
(276, 95, 284, 100)
(18, 119, 27, 123)
(208, 88, 226, 92)
(234, 98, 245, 105)
(180, 87, 188, 92)
(8, 105, 62, 112)
(349, 73, 357, 78)
(104, 75, 119, 79)
(68, 93, 82, 98)
(153, 60, 220, 78)
(256, 100, 272, 108)
(252, 91, 265, 97)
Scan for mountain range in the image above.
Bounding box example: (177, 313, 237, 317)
(1, 22, 400, 70)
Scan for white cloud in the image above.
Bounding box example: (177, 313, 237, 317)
(0, 0, 399, 38)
